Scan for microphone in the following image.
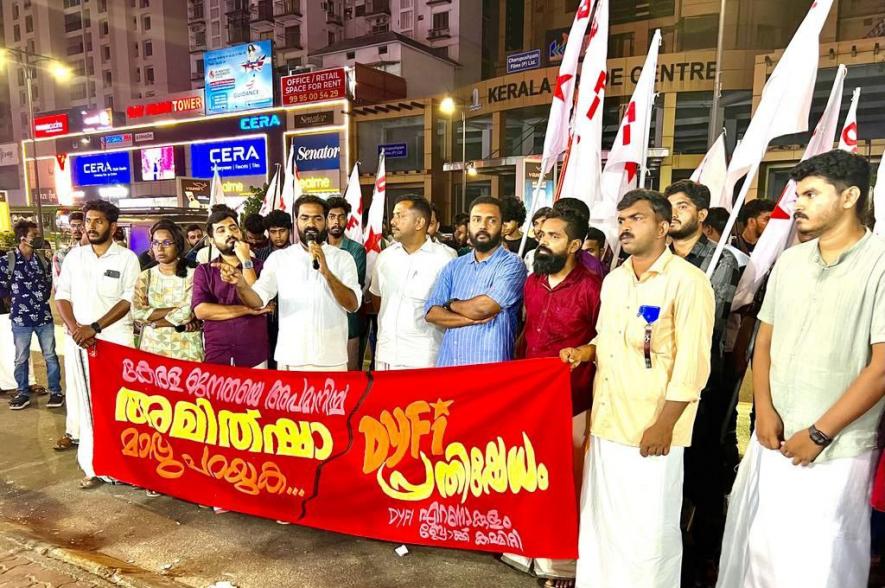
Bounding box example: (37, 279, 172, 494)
(306, 233, 319, 270)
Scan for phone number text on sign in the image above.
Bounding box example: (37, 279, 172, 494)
(281, 68, 347, 106)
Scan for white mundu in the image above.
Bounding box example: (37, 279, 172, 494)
(370, 238, 455, 369)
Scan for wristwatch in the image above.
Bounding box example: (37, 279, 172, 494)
(241, 259, 254, 270)
(808, 424, 833, 448)
(90, 321, 102, 334)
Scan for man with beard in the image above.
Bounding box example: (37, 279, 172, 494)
(732, 198, 775, 256)
(369, 195, 455, 370)
(718, 150, 885, 588)
(192, 205, 272, 368)
(561, 190, 713, 587)
(219, 196, 361, 372)
(52, 211, 85, 289)
(503, 209, 601, 586)
(55, 200, 140, 489)
(425, 196, 527, 366)
(664, 179, 741, 584)
(326, 196, 367, 370)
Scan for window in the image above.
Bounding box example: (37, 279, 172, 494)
(25, 15, 33, 33)
(87, 61, 94, 75)
(105, 95, 114, 108)
(143, 16, 151, 31)
(145, 67, 154, 84)
(63, 0, 81, 7)
(13, 25, 20, 42)
(196, 59, 204, 75)
(12, 4, 19, 20)
(101, 45, 111, 62)
(89, 81, 95, 97)
(16, 70, 24, 87)
(100, 20, 109, 36)
(258, 30, 273, 41)
(286, 26, 301, 48)
(211, 22, 220, 36)
(64, 13, 82, 32)
(86, 36, 92, 51)
(99, 0, 107, 12)
(195, 30, 206, 46)
(140, 0, 150, 7)
(135, 67, 141, 82)
(327, 31, 335, 45)
(378, 45, 387, 54)
(31, 85, 37, 100)
(71, 83, 87, 100)
(82, 10, 91, 28)
(678, 15, 718, 51)
(67, 38, 85, 55)
(355, 3, 365, 16)
(346, 50, 355, 59)
(210, 6, 220, 18)
(144, 40, 153, 56)
(74, 60, 85, 76)
(431, 11, 449, 30)
(400, 10, 413, 30)
(401, 0, 411, 7)
(134, 42, 139, 56)
(608, 32, 634, 58)
(103, 70, 112, 84)
(19, 91, 26, 105)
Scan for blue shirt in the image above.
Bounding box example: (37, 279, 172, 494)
(0, 249, 52, 327)
(425, 245, 527, 367)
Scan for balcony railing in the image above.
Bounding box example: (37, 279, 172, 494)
(251, 1, 273, 22)
(428, 27, 450, 40)
(326, 11, 343, 25)
(365, 0, 390, 16)
(274, 0, 302, 17)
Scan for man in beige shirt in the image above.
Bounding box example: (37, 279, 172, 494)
(562, 189, 714, 588)
(718, 150, 885, 588)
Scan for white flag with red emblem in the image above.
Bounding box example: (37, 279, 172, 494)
(558, 0, 608, 207)
(729, 65, 846, 311)
(691, 131, 730, 209)
(208, 167, 225, 208)
(706, 0, 833, 279)
(593, 28, 661, 249)
(838, 87, 860, 153)
(258, 164, 280, 217)
(874, 154, 884, 237)
(540, 0, 593, 173)
(343, 162, 364, 245)
(364, 151, 386, 282)
(278, 144, 301, 215)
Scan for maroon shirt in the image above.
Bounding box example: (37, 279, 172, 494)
(192, 260, 269, 367)
(522, 262, 602, 415)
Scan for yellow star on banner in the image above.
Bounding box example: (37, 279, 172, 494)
(430, 398, 453, 419)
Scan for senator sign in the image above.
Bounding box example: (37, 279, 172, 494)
(205, 41, 274, 115)
(33, 113, 70, 138)
(281, 68, 347, 106)
(190, 137, 267, 178)
(72, 151, 132, 186)
(290, 133, 340, 172)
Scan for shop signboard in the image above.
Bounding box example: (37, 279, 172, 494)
(506, 49, 542, 74)
(379, 143, 407, 159)
(190, 137, 267, 178)
(280, 68, 347, 106)
(33, 113, 69, 138)
(290, 133, 340, 172)
(72, 151, 132, 186)
(204, 41, 274, 115)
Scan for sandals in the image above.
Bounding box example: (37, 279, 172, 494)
(543, 580, 576, 588)
(54, 435, 77, 451)
(79, 477, 102, 490)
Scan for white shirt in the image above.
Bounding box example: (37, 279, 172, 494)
(55, 242, 140, 347)
(252, 243, 361, 367)
(370, 238, 456, 368)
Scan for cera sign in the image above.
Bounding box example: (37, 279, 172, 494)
(190, 137, 267, 178)
(239, 114, 282, 130)
(33, 113, 70, 138)
(72, 151, 132, 186)
(281, 68, 347, 106)
(290, 133, 340, 172)
(126, 91, 205, 122)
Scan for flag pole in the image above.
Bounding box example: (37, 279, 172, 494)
(706, 159, 761, 279)
(639, 92, 657, 188)
(518, 157, 549, 258)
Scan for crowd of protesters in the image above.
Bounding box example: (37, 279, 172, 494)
(2, 148, 883, 588)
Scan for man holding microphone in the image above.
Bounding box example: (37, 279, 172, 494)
(216, 196, 361, 372)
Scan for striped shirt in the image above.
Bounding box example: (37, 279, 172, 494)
(425, 244, 527, 367)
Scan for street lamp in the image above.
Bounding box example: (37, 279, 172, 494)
(440, 96, 467, 210)
(0, 47, 73, 235)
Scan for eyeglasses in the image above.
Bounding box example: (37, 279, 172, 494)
(151, 240, 175, 249)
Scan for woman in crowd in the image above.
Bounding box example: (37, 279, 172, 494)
(131, 220, 203, 363)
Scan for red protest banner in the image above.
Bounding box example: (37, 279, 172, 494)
(90, 341, 578, 559)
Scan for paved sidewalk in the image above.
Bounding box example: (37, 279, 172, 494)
(0, 537, 117, 588)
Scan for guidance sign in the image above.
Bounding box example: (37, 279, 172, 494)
(205, 41, 274, 115)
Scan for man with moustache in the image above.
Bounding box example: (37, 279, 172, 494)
(561, 190, 714, 587)
(326, 196, 367, 370)
(55, 200, 140, 489)
(219, 196, 361, 372)
(256, 210, 292, 263)
(52, 211, 85, 288)
(192, 205, 272, 368)
(369, 195, 455, 370)
(718, 150, 885, 588)
(425, 196, 527, 366)
(664, 179, 741, 583)
(503, 209, 601, 584)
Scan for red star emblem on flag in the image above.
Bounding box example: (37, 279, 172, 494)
(375, 176, 386, 193)
(625, 162, 639, 184)
(364, 228, 382, 254)
(553, 74, 574, 101)
(577, 0, 592, 19)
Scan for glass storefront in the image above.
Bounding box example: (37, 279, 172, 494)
(357, 115, 425, 174)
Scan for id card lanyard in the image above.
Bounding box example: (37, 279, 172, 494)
(638, 305, 661, 368)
